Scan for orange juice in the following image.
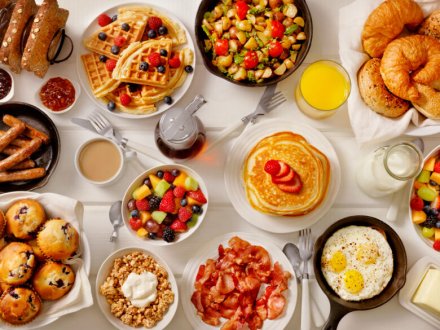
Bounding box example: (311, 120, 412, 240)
(295, 60, 351, 119)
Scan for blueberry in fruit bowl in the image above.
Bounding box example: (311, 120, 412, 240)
(192, 205, 202, 214)
(156, 170, 164, 178)
(143, 178, 152, 188)
(130, 210, 140, 218)
(180, 198, 188, 207)
(172, 169, 180, 177)
(148, 232, 157, 239)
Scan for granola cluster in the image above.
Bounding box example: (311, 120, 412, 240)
(100, 251, 174, 328)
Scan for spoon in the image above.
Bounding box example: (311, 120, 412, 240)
(283, 243, 326, 328)
(109, 201, 123, 242)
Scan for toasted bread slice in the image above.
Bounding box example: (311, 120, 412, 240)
(21, 0, 68, 78)
(0, 0, 16, 45)
(0, 0, 38, 73)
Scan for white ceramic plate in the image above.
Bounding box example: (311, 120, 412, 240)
(399, 256, 440, 328)
(77, 2, 196, 119)
(224, 119, 341, 233)
(0, 191, 91, 330)
(181, 232, 298, 330)
(408, 145, 440, 252)
(96, 247, 178, 330)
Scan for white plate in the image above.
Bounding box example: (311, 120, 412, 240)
(224, 119, 341, 233)
(96, 247, 179, 330)
(0, 191, 91, 330)
(398, 256, 440, 328)
(77, 2, 196, 119)
(181, 232, 298, 330)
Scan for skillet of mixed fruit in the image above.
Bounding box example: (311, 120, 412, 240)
(201, 0, 307, 83)
(127, 168, 207, 243)
(410, 153, 440, 251)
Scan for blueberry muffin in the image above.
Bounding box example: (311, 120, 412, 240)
(32, 262, 75, 300)
(28, 239, 46, 261)
(37, 219, 79, 260)
(5, 199, 46, 239)
(0, 209, 5, 238)
(0, 287, 42, 325)
(0, 242, 36, 285)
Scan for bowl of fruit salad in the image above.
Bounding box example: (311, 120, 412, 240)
(195, 0, 312, 86)
(409, 146, 440, 252)
(122, 164, 208, 245)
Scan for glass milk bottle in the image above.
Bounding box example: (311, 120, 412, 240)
(356, 142, 423, 198)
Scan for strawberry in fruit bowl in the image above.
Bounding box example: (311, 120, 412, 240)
(122, 165, 208, 246)
(410, 147, 440, 252)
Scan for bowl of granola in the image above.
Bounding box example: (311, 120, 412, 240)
(96, 247, 178, 329)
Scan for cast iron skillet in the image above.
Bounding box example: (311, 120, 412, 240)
(195, 0, 313, 87)
(0, 102, 60, 192)
(313, 215, 407, 330)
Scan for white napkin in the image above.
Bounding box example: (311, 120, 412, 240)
(338, 0, 440, 146)
(0, 192, 93, 330)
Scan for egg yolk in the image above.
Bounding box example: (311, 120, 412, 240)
(344, 269, 364, 294)
(329, 250, 347, 273)
(356, 243, 379, 265)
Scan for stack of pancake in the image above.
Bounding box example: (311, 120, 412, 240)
(243, 132, 330, 216)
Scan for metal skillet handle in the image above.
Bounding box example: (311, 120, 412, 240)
(321, 301, 349, 330)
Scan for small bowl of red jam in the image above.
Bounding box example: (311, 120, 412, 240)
(0, 66, 14, 103)
(37, 76, 80, 114)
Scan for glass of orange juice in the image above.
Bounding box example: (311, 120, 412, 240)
(295, 60, 351, 119)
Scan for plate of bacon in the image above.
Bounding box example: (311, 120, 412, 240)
(182, 232, 297, 330)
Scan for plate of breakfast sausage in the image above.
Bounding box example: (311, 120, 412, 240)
(0, 103, 60, 192)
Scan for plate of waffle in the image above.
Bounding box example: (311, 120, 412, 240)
(78, 3, 196, 118)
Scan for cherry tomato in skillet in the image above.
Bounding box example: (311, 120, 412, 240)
(268, 41, 283, 57)
(236, 1, 249, 20)
(271, 20, 285, 39)
(244, 50, 259, 69)
(214, 39, 229, 56)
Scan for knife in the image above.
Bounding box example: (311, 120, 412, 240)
(71, 117, 168, 164)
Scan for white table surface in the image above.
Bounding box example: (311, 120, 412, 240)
(5, 0, 440, 329)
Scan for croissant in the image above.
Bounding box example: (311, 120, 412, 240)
(418, 9, 440, 41)
(380, 35, 440, 101)
(358, 58, 410, 117)
(361, 0, 424, 58)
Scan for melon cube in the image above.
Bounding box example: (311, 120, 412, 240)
(435, 228, 440, 241)
(430, 172, 440, 185)
(412, 210, 427, 224)
(140, 211, 151, 224)
(149, 174, 161, 190)
(137, 228, 148, 237)
(132, 185, 151, 200)
(173, 172, 188, 187)
(423, 157, 436, 171)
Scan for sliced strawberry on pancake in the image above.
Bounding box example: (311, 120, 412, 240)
(272, 168, 296, 183)
(278, 175, 303, 193)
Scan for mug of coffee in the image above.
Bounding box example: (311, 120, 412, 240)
(74, 137, 124, 186)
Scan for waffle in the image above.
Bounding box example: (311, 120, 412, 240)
(118, 6, 187, 46)
(103, 48, 193, 114)
(81, 53, 120, 97)
(84, 11, 147, 60)
(112, 39, 172, 87)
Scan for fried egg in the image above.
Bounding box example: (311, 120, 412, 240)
(321, 225, 393, 301)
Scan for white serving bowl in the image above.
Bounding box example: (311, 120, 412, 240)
(121, 164, 208, 246)
(408, 145, 440, 251)
(35, 76, 81, 114)
(95, 247, 178, 330)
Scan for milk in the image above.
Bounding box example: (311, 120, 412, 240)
(356, 143, 422, 198)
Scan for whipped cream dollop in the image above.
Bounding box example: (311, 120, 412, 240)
(121, 272, 158, 308)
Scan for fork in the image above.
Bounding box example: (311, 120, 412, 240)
(204, 85, 286, 153)
(299, 228, 313, 330)
(88, 112, 167, 164)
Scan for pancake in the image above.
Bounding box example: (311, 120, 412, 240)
(243, 131, 330, 216)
